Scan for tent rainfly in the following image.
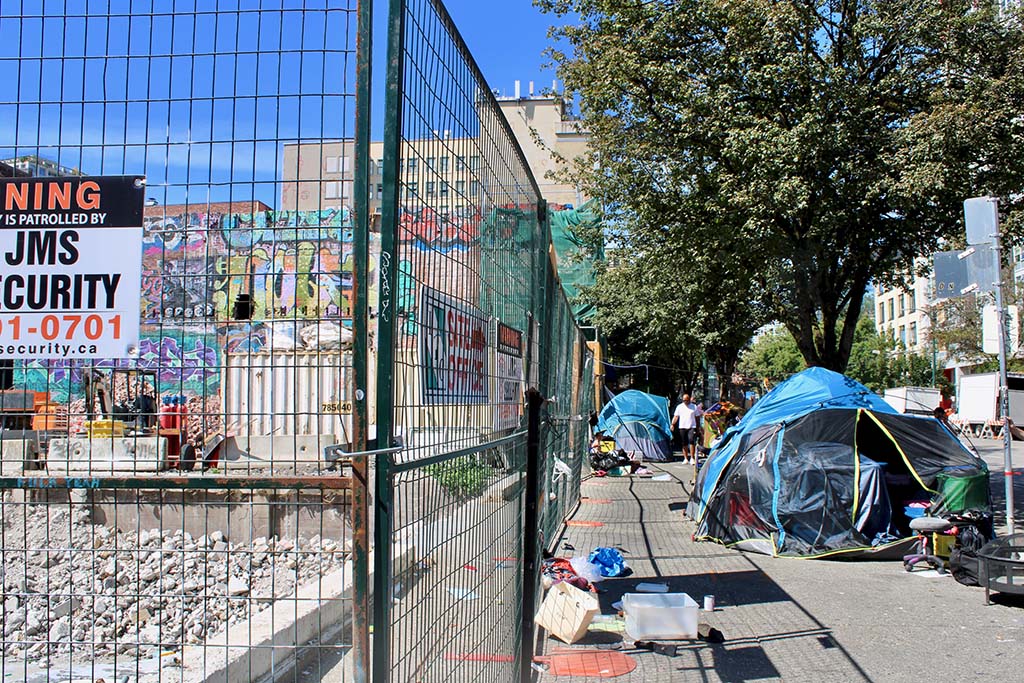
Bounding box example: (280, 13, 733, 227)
(687, 368, 990, 558)
(595, 390, 673, 462)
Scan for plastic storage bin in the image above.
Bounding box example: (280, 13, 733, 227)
(623, 592, 699, 640)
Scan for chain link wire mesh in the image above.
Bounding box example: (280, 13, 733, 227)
(0, 0, 596, 680)
(373, 0, 596, 680)
(0, 1, 370, 681)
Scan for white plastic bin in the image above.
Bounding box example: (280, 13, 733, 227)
(623, 592, 699, 640)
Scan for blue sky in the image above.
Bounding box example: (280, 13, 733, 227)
(0, 1, 569, 207)
(442, 0, 563, 99)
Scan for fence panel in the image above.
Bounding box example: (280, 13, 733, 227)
(373, 0, 544, 678)
(0, 1, 372, 681)
(374, 0, 596, 680)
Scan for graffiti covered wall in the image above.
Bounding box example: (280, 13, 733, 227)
(16, 206, 378, 399)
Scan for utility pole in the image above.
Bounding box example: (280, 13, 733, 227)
(965, 196, 1015, 534)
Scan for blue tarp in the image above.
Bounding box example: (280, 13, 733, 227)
(596, 389, 672, 461)
(695, 367, 897, 522)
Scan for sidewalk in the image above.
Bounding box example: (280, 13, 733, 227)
(537, 459, 1024, 682)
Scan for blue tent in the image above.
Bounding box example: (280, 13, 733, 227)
(687, 368, 988, 557)
(596, 390, 672, 461)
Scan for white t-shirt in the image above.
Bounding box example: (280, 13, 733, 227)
(673, 402, 703, 430)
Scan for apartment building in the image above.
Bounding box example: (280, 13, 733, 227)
(280, 87, 590, 213)
(874, 273, 931, 353)
(0, 154, 81, 177)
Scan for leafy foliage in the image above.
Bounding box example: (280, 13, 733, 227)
(741, 316, 938, 392)
(738, 327, 806, 381)
(538, 0, 1024, 372)
(426, 458, 493, 499)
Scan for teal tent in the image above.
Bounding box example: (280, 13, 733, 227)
(596, 390, 672, 461)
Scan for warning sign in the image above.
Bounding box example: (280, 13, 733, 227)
(493, 322, 524, 431)
(0, 176, 144, 359)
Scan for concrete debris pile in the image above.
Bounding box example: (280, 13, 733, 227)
(1, 502, 351, 663)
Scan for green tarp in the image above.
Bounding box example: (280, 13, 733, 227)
(550, 199, 603, 321)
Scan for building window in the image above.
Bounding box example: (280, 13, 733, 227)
(910, 322, 918, 346)
(455, 179, 465, 195)
(426, 181, 436, 196)
(376, 183, 383, 199)
(456, 155, 466, 170)
(470, 179, 480, 195)
(469, 155, 480, 171)
(325, 181, 341, 199)
(878, 303, 884, 324)
(898, 294, 905, 317)
(408, 157, 418, 171)
(909, 290, 916, 313)
(440, 182, 449, 197)
(426, 156, 436, 169)
(404, 181, 418, 197)
(888, 299, 894, 321)
(440, 156, 449, 172)
(326, 156, 339, 173)
(899, 325, 906, 345)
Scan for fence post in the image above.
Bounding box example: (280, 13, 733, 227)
(349, 1, 374, 681)
(372, 0, 407, 678)
(521, 387, 545, 682)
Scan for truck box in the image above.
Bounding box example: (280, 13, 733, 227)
(883, 386, 941, 415)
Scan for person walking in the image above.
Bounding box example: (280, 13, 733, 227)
(671, 393, 703, 465)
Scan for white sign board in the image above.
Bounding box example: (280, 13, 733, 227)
(0, 176, 144, 359)
(418, 286, 489, 405)
(982, 304, 1019, 356)
(493, 322, 524, 431)
(964, 197, 998, 246)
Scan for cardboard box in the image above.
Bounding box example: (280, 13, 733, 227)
(534, 581, 600, 644)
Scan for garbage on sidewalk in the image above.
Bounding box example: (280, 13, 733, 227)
(623, 592, 699, 640)
(634, 582, 669, 592)
(587, 547, 629, 577)
(542, 556, 596, 592)
(534, 581, 600, 644)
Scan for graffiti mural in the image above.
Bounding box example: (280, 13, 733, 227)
(17, 206, 373, 399)
(398, 206, 481, 253)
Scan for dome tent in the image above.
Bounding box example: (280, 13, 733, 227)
(687, 367, 989, 558)
(595, 390, 673, 462)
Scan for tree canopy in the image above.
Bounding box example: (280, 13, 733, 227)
(539, 0, 1024, 372)
(740, 316, 938, 393)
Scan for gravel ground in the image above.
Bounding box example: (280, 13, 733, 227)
(1, 498, 350, 669)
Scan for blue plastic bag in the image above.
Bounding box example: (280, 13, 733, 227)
(587, 547, 627, 577)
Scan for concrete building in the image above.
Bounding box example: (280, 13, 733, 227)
(495, 81, 590, 207)
(0, 154, 81, 177)
(280, 85, 591, 213)
(873, 273, 931, 354)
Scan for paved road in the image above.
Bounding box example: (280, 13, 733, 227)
(535, 455, 1024, 683)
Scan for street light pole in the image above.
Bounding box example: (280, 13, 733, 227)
(990, 210, 1016, 535)
(965, 196, 1015, 535)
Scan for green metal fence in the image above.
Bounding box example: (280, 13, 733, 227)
(372, 0, 596, 680)
(0, 2, 375, 681)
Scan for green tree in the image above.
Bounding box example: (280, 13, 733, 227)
(845, 317, 934, 392)
(740, 316, 936, 392)
(583, 240, 769, 398)
(539, 0, 1024, 372)
(738, 327, 806, 381)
